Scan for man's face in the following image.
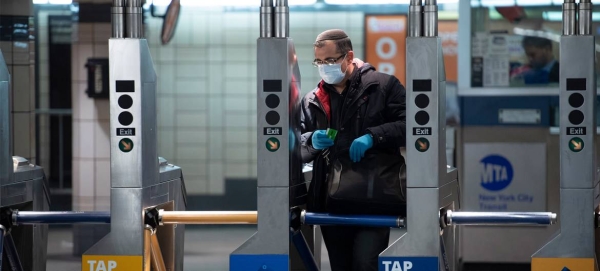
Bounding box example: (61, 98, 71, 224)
(524, 45, 552, 69)
(314, 40, 353, 73)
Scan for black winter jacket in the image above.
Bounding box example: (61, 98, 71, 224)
(299, 62, 407, 213)
(300, 62, 407, 164)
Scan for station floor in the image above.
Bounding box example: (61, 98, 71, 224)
(46, 225, 406, 271)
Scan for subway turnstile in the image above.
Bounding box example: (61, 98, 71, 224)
(1, 49, 50, 271)
(378, 1, 460, 270)
(532, 1, 600, 270)
(81, 1, 187, 270)
(229, 0, 318, 270)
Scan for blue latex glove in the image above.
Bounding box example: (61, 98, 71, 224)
(311, 130, 334, 150)
(350, 134, 374, 162)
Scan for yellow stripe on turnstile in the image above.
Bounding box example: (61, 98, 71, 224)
(82, 255, 142, 271)
(532, 258, 597, 271)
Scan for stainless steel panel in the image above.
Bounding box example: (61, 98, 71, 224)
(0, 50, 12, 184)
(383, 27, 457, 267)
(143, 182, 170, 207)
(559, 36, 596, 189)
(234, 29, 313, 270)
(257, 38, 292, 188)
(168, 178, 186, 271)
(85, 188, 144, 255)
(3, 159, 49, 271)
(31, 175, 49, 271)
(381, 188, 443, 256)
(84, 178, 185, 270)
(86, 35, 185, 271)
(406, 37, 446, 188)
(439, 173, 459, 208)
(533, 188, 596, 258)
(532, 34, 598, 261)
(159, 164, 182, 184)
(109, 39, 159, 188)
(232, 187, 290, 255)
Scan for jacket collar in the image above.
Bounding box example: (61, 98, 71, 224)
(311, 61, 378, 125)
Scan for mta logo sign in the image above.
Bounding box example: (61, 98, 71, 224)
(480, 155, 513, 191)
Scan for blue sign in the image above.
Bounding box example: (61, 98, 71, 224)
(480, 155, 513, 191)
(379, 257, 438, 271)
(562, 268, 571, 271)
(230, 254, 288, 271)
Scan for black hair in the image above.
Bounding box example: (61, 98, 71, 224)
(314, 29, 353, 54)
(522, 36, 552, 49)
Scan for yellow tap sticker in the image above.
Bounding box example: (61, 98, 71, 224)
(532, 258, 597, 271)
(82, 255, 142, 271)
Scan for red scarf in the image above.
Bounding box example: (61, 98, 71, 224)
(314, 80, 332, 122)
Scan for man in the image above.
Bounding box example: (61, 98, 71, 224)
(521, 36, 559, 84)
(299, 29, 406, 271)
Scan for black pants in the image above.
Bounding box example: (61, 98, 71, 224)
(321, 225, 390, 271)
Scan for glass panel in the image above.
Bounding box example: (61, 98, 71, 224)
(469, 3, 600, 88)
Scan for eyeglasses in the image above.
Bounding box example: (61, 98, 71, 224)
(312, 54, 346, 67)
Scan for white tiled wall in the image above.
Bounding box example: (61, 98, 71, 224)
(144, 9, 364, 195)
(71, 17, 112, 211)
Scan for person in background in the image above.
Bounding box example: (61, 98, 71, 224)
(299, 29, 406, 271)
(519, 36, 559, 84)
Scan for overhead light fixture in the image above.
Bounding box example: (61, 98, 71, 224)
(33, 0, 73, 4)
(515, 0, 552, 5)
(543, 11, 600, 21)
(324, 0, 407, 4)
(149, 0, 316, 7)
(324, 0, 458, 4)
(472, 0, 600, 6)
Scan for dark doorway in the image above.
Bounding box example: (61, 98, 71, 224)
(48, 15, 72, 190)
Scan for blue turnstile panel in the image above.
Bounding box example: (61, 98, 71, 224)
(230, 254, 288, 271)
(379, 257, 438, 271)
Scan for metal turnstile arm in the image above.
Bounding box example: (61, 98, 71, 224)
(445, 211, 557, 226)
(301, 211, 405, 228)
(12, 211, 111, 225)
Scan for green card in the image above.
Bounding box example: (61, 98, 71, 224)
(326, 128, 338, 140)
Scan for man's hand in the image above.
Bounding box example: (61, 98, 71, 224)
(311, 130, 334, 150)
(349, 134, 373, 162)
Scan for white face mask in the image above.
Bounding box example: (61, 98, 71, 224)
(318, 55, 348, 85)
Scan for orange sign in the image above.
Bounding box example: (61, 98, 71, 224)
(365, 15, 407, 84)
(439, 20, 458, 83)
(532, 257, 597, 271)
(364, 16, 459, 84)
